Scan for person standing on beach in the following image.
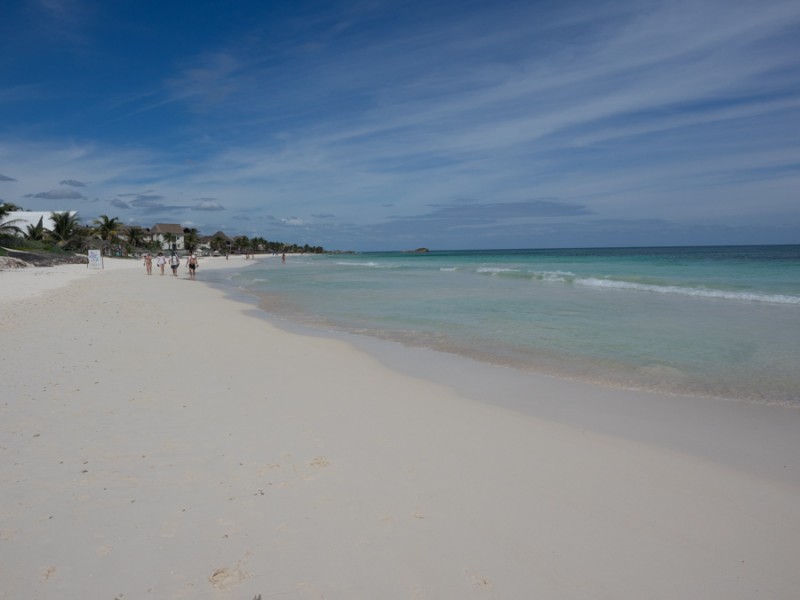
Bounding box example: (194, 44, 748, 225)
(156, 252, 167, 275)
(169, 253, 181, 277)
(187, 254, 198, 280)
(143, 253, 153, 275)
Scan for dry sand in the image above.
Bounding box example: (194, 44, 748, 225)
(1, 256, 799, 599)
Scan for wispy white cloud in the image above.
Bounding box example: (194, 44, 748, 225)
(194, 199, 225, 211)
(28, 189, 86, 200)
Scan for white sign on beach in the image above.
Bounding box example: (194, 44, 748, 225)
(87, 249, 103, 269)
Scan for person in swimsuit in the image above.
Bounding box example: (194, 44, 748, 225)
(187, 254, 198, 280)
(169, 253, 180, 276)
(143, 253, 153, 275)
(155, 252, 167, 275)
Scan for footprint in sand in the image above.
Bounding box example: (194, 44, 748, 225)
(41, 566, 56, 580)
(209, 563, 250, 590)
(464, 568, 493, 591)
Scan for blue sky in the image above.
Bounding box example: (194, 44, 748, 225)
(1, 0, 799, 250)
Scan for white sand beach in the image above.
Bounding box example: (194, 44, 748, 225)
(2, 256, 799, 599)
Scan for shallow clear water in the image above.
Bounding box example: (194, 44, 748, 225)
(221, 246, 800, 405)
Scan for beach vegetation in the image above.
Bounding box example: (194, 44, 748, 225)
(210, 234, 229, 254)
(25, 216, 46, 241)
(0, 202, 23, 217)
(1, 207, 87, 262)
(0, 202, 25, 239)
(0, 215, 24, 238)
(251, 236, 267, 252)
(2, 204, 326, 259)
(183, 228, 200, 254)
(49, 211, 82, 249)
(93, 215, 123, 255)
(162, 232, 177, 250)
(124, 225, 146, 253)
(232, 235, 250, 254)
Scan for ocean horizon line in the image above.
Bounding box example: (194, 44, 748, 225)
(357, 242, 800, 254)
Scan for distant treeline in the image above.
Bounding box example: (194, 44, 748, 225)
(0, 204, 325, 256)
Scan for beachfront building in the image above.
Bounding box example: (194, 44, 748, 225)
(149, 223, 185, 252)
(199, 231, 231, 255)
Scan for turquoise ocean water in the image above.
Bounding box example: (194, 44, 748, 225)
(217, 246, 799, 405)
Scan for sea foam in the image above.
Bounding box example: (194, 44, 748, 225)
(575, 277, 800, 304)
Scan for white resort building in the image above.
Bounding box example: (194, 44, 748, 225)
(148, 223, 185, 251)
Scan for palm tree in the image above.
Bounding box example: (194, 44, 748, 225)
(183, 228, 200, 254)
(145, 236, 162, 254)
(93, 214, 122, 255)
(49, 211, 81, 248)
(0, 202, 22, 218)
(125, 225, 146, 253)
(233, 235, 250, 254)
(0, 202, 24, 239)
(250, 236, 267, 254)
(162, 232, 176, 252)
(210, 235, 227, 253)
(25, 216, 46, 241)
(0, 216, 23, 239)
(75, 224, 96, 252)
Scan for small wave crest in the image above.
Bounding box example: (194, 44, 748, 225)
(335, 260, 390, 268)
(472, 267, 798, 304)
(576, 278, 800, 304)
(477, 267, 576, 282)
(476, 267, 519, 274)
(529, 270, 576, 282)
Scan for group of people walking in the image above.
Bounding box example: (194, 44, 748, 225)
(142, 252, 199, 279)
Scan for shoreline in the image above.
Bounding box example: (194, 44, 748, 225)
(198, 259, 800, 482)
(231, 286, 800, 483)
(252, 288, 800, 407)
(213, 250, 800, 407)
(2, 258, 800, 598)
